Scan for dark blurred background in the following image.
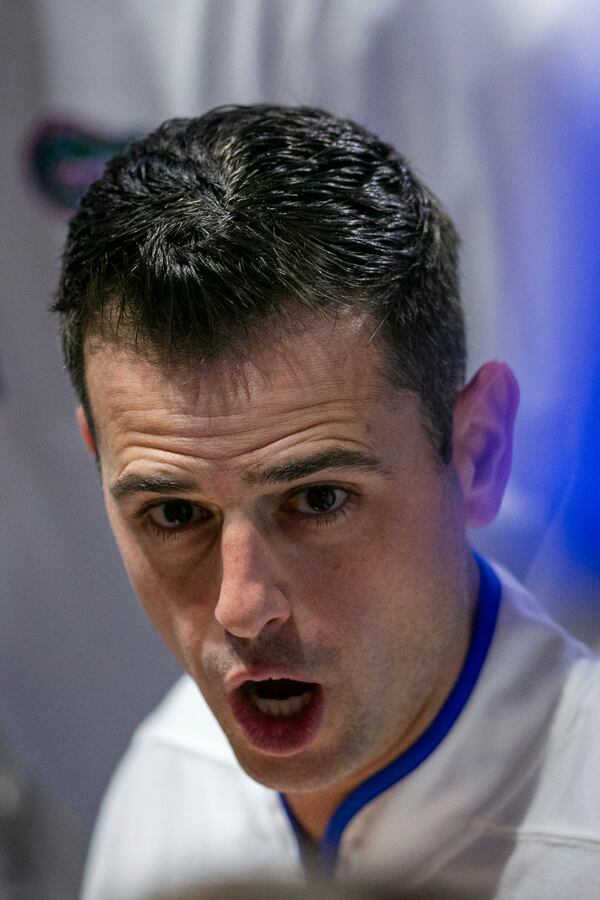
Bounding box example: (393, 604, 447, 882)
(1, 1, 599, 896)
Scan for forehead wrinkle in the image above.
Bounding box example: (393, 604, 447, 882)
(119, 398, 378, 455)
(171, 391, 380, 432)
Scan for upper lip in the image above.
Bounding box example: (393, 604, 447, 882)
(225, 668, 318, 694)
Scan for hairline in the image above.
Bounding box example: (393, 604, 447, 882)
(80, 309, 449, 469)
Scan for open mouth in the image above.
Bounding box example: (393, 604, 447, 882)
(230, 677, 323, 755)
(241, 678, 317, 717)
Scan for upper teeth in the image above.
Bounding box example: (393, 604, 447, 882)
(250, 692, 312, 717)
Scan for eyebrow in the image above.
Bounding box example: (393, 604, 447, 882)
(243, 448, 388, 485)
(109, 448, 387, 501)
(110, 474, 199, 501)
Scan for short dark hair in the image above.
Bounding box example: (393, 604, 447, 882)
(53, 104, 465, 461)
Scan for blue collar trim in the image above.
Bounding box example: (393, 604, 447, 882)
(279, 554, 502, 871)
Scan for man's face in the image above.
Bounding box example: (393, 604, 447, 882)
(84, 318, 474, 800)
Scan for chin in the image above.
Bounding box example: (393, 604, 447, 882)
(228, 736, 354, 795)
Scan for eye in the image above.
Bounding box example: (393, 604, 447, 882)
(300, 485, 345, 513)
(288, 485, 349, 516)
(147, 499, 208, 530)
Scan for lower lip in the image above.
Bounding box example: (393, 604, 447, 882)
(229, 686, 324, 757)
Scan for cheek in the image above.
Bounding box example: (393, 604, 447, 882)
(132, 568, 219, 671)
(292, 548, 381, 643)
(370, 480, 463, 581)
(107, 518, 210, 658)
(128, 563, 184, 653)
(309, 512, 459, 656)
(144, 563, 220, 649)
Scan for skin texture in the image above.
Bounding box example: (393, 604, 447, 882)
(81, 316, 518, 840)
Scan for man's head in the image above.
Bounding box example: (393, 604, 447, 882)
(54, 105, 518, 827)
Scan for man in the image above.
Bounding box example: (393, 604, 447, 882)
(54, 106, 600, 899)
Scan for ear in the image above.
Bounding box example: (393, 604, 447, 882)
(452, 361, 519, 528)
(76, 405, 97, 457)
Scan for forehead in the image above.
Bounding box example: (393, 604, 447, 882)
(83, 316, 433, 473)
(86, 316, 395, 413)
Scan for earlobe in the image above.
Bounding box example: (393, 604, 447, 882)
(76, 405, 97, 457)
(452, 361, 520, 528)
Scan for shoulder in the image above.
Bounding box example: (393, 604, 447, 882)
(81, 677, 294, 900)
(533, 653, 600, 828)
(132, 673, 236, 763)
(94, 675, 261, 821)
(489, 569, 600, 895)
(96, 675, 245, 819)
(493, 657, 600, 899)
(493, 561, 600, 822)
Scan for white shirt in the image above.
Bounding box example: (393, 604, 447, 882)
(81, 560, 600, 899)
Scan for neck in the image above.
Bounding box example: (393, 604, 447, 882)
(285, 791, 342, 845)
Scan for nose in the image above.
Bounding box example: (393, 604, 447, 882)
(214, 516, 291, 639)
